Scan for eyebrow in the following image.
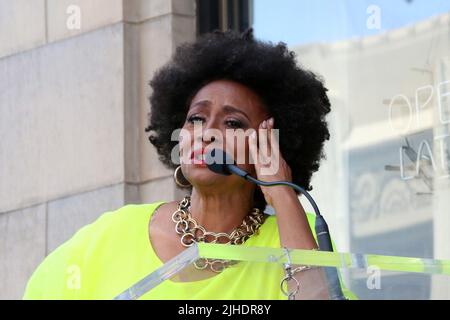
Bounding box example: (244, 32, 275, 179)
(191, 100, 250, 121)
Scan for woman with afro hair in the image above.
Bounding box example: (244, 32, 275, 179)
(24, 28, 354, 300)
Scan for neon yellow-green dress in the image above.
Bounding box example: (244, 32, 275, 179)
(23, 201, 356, 300)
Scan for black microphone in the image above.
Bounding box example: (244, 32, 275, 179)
(205, 148, 250, 177)
(205, 148, 346, 300)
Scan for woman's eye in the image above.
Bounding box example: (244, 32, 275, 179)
(226, 119, 243, 129)
(187, 115, 205, 124)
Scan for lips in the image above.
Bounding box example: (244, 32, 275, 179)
(190, 148, 207, 166)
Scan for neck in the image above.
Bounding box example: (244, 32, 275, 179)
(188, 187, 255, 234)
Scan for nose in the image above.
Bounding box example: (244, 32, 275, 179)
(203, 135, 215, 143)
(194, 119, 222, 148)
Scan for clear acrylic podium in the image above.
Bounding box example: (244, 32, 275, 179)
(114, 243, 450, 300)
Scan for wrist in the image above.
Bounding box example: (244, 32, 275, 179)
(268, 185, 298, 206)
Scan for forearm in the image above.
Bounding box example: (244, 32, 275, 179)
(270, 186, 330, 300)
(270, 186, 317, 250)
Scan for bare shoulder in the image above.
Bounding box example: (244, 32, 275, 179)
(151, 200, 178, 225)
(148, 200, 186, 264)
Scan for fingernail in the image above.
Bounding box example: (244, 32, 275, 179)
(269, 118, 274, 127)
(262, 120, 267, 129)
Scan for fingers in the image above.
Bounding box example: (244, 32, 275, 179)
(250, 117, 290, 181)
(249, 117, 278, 168)
(259, 120, 270, 165)
(248, 129, 259, 167)
(261, 117, 280, 163)
(268, 117, 280, 160)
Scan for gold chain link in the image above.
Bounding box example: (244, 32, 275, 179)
(172, 195, 265, 273)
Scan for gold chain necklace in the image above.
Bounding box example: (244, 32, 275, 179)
(172, 195, 265, 273)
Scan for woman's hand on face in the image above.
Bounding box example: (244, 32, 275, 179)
(248, 117, 294, 207)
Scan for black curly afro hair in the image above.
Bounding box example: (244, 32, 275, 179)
(145, 28, 331, 211)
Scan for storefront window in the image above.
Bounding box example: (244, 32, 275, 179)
(252, 0, 450, 299)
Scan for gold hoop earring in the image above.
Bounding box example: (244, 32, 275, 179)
(174, 165, 191, 188)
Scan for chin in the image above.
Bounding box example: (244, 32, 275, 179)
(185, 166, 225, 186)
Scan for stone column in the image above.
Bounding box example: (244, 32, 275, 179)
(0, 0, 196, 299)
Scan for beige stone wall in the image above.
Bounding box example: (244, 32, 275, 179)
(0, 0, 196, 299)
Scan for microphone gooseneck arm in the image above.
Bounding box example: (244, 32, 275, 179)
(224, 160, 346, 300)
